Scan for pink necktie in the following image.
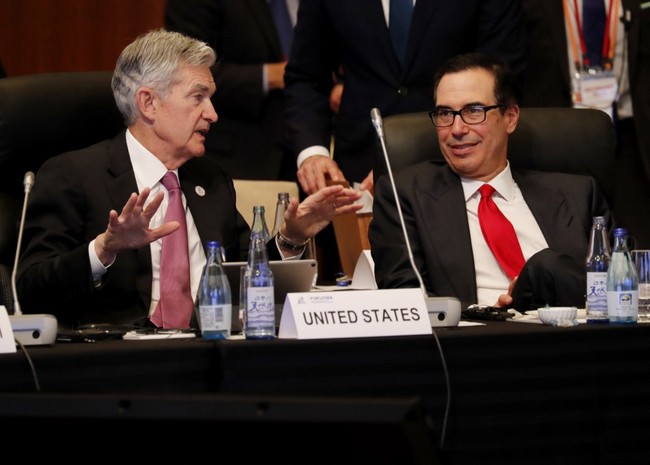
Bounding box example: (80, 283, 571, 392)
(478, 184, 525, 280)
(150, 171, 193, 329)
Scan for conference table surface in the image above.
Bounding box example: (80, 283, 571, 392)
(2, 319, 649, 464)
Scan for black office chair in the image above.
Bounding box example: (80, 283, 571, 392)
(379, 107, 616, 207)
(0, 71, 125, 311)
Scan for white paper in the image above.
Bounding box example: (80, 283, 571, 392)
(350, 250, 378, 289)
(352, 182, 373, 214)
(122, 330, 197, 340)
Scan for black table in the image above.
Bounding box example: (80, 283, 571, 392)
(1, 321, 649, 464)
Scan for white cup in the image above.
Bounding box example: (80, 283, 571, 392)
(631, 250, 650, 322)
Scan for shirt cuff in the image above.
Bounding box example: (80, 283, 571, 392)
(262, 64, 270, 94)
(296, 145, 331, 169)
(89, 239, 113, 286)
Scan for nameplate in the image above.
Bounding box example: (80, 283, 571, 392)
(0, 306, 17, 354)
(278, 289, 432, 339)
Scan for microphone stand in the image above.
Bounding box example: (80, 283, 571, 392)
(9, 171, 58, 345)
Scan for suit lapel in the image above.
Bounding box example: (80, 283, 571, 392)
(403, 0, 435, 72)
(513, 171, 574, 251)
(104, 132, 153, 309)
(415, 167, 478, 303)
(544, 0, 571, 90)
(369, 0, 403, 74)
(248, 0, 283, 57)
(179, 163, 214, 248)
(178, 158, 242, 257)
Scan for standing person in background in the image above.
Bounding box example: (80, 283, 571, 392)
(285, 0, 526, 197)
(284, 0, 526, 282)
(164, 0, 300, 181)
(520, 0, 650, 247)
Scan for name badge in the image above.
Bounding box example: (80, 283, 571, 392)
(278, 288, 432, 339)
(573, 69, 618, 119)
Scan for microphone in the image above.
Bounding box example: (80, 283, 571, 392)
(370, 108, 460, 327)
(9, 171, 58, 345)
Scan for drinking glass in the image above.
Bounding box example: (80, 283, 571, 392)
(631, 250, 650, 322)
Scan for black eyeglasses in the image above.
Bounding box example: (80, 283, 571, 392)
(429, 104, 504, 127)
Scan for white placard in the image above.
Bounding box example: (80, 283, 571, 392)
(350, 250, 377, 289)
(278, 288, 432, 339)
(0, 305, 17, 354)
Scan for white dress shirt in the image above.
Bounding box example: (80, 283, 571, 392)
(89, 130, 206, 316)
(461, 162, 549, 306)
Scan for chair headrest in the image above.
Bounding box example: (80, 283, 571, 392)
(380, 107, 616, 203)
(0, 71, 125, 195)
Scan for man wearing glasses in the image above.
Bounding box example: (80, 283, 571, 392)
(369, 52, 611, 312)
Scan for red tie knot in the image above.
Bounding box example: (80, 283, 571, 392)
(479, 184, 495, 198)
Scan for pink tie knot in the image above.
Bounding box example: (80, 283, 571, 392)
(161, 171, 180, 191)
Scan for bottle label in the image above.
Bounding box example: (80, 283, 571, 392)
(586, 272, 608, 317)
(199, 304, 232, 331)
(606, 290, 638, 318)
(245, 286, 275, 328)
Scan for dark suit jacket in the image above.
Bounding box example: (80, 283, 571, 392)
(165, 0, 295, 181)
(16, 132, 256, 328)
(284, 0, 526, 184)
(369, 161, 611, 309)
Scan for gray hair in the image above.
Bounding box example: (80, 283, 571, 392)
(111, 29, 217, 126)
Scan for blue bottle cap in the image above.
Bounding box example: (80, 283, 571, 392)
(613, 228, 628, 237)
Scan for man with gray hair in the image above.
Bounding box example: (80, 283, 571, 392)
(16, 29, 360, 329)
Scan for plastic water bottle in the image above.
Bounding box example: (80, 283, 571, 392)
(271, 192, 290, 238)
(606, 227, 638, 324)
(243, 205, 275, 339)
(196, 240, 232, 339)
(585, 216, 610, 323)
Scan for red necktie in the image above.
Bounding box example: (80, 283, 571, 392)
(478, 184, 525, 280)
(150, 171, 194, 329)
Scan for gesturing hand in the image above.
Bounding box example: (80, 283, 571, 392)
(94, 187, 180, 266)
(281, 184, 362, 244)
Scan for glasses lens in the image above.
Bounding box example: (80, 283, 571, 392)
(433, 109, 454, 127)
(460, 107, 486, 124)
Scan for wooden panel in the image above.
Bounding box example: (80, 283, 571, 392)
(0, 0, 166, 77)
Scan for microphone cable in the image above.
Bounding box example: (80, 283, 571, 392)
(14, 339, 41, 392)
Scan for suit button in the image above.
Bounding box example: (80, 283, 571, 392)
(397, 87, 408, 96)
